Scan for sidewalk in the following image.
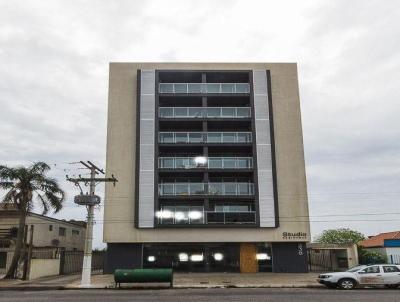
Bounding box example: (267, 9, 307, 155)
(1, 273, 323, 290)
(0, 274, 81, 290)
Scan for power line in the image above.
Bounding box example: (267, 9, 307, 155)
(0, 217, 399, 225)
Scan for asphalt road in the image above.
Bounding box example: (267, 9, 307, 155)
(0, 288, 399, 302)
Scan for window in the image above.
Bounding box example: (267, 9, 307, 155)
(158, 205, 204, 225)
(236, 107, 250, 117)
(222, 133, 235, 143)
(188, 107, 202, 117)
(206, 83, 220, 93)
(207, 133, 221, 143)
(188, 83, 202, 93)
(237, 158, 251, 168)
(72, 230, 79, 236)
(160, 133, 174, 143)
(174, 206, 190, 224)
(207, 108, 221, 118)
(159, 83, 174, 93)
(174, 83, 187, 93)
(215, 205, 251, 212)
(59, 227, 66, 237)
(160, 183, 174, 195)
(175, 133, 188, 143)
(175, 158, 187, 169)
(160, 158, 174, 169)
(189, 132, 202, 143)
(383, 266, 400, 273)
(175, 183, 189, 195)
(361, 266, 380, 274)
(224, 183, 237, 195)
(238, 183, 252, 195)
(221, 83, 234, 93)
(190, 183, 205, 195)
(208, 158, 222, 169)
(236, 83, 250, 93)
(223, 158, 236, 169)
(159, 107, 173, 118)
(49, 225, 53, 231)
(208, 183, 223, 195)
(237, 132, 250, 143)
(221, 108, 235, 117)
(175, 108, 188, 117)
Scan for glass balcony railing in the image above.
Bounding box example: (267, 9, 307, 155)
(158, 157, 253, 169)
(159, 83, 250, 94)
(206, 211, 256, 225)
(156, 207, 256, 225)
(158, 182, 255, 196)
(159, 107, 251, 118)
(158, 132, 252, 144)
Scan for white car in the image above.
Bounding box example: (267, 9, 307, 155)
(318, 264, 400, 289)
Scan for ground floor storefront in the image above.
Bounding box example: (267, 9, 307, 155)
(105, 242, 308, 274)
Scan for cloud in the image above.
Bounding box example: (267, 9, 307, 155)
(1, 0, 399, 247)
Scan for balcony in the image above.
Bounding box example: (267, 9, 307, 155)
(156, 208, 256, 225)
(158, 182, 254, 196)
(159, 107, 251, 119)
(159, 83, 250, 94)
(158, 132, 252, 144)
(159, 157, 253, 170)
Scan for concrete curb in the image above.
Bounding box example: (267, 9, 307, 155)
(0, 284, 324, 291)
(0, 286, 64, 291)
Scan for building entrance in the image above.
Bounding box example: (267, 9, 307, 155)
(142, 242, 272, 273)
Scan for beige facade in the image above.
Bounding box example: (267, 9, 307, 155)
(104, 63, 310, 244)
(0, 211, 86, 251)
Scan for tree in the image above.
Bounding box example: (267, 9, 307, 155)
(359, 249, 387, 264)
(0, 162, 65, 279)
(315, 228, 366, 245)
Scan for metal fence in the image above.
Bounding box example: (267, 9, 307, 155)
(59, 250, 104, 275)
(31, 248, 58, 259)
(389, 254, 400, 264)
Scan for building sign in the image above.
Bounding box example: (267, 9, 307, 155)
(282, 232, 307, 240)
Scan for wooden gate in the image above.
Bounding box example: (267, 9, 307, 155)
(307, 248, 334, 272)
(240, 243, 258, 273)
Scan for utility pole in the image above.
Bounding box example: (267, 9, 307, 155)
(81, 164, 95, 286)
(66, 161, 117, 287)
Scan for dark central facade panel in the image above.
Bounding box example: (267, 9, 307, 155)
(154, 70, 259, 228)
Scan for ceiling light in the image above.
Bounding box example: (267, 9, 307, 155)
(256, 253, 270, 260)
(155, 210, 173, 219)
(179, 253, 189, 262)
(194, 156, 207, 165)
(190, 254, 204, 262)
(175, 211, 186, 221)
(188, 211, 203, 220)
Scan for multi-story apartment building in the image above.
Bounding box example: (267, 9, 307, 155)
(104, 63, 310, 273)
(0, 206, 86, 275)
(0, 206, 86, 251)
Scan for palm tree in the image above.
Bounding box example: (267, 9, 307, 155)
(0, 162, 65, 279)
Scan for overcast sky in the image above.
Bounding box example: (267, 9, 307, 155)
(0, 0, 399, 248)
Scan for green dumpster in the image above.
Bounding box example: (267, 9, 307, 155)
(114, 268, 173, 287)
